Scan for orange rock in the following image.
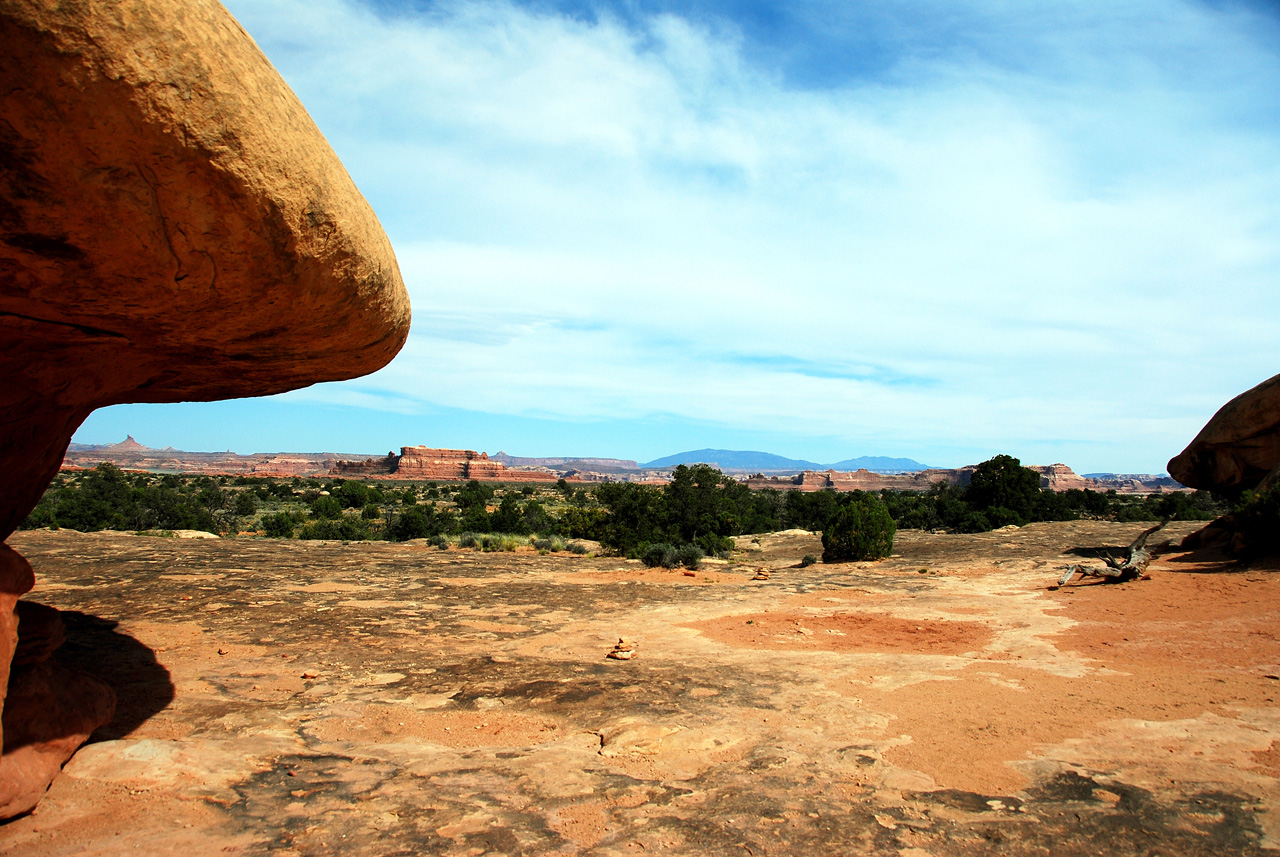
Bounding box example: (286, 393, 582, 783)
(0, 0, 410, 817)
(335, 446, 559, 482)
(1169, 373, 1280, 493)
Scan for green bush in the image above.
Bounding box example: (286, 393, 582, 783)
(233, 492, 258, 516)
(964, 454, 1040, 519)
(310, 496, 342, 520)
(299, 518, 370, 541)
(480, 534, 520, 552)
(388, 506, 449, 541)
(261, 512, 295, 539)
(361, 503, 381, 520)
(642, 542, 679, 568)
(675, 544, 704, 569)
(800, 554, 817, 568)
(822, 492, 896, 563)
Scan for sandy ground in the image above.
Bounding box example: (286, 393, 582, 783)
(2, 521, 1278, 855)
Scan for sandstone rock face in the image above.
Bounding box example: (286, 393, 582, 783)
(0, 0, 410, 817)
(0, 604, 115, 818)
(1168, 374, 1280, 493)
(0, 0, 411, 536)
(334, 447, 559, 482)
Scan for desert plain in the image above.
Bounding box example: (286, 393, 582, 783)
(1, 520, 1277, 856)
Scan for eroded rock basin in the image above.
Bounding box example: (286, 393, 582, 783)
(3, 522, 1279, 856)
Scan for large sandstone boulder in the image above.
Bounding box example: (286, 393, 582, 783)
(0, 0, 410, 817)
(1168, 374, 1280, 494)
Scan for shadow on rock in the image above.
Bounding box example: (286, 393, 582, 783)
(53, 611, 174, 741)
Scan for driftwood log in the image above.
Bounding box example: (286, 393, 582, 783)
(1057, 520, 1169, 586)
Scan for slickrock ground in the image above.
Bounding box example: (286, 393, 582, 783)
(3, 521, 1278, 856)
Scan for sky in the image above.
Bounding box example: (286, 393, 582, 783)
(75, 0, 1280, 473)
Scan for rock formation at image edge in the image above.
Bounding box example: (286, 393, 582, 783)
(1169, 372, 1280, 555)
(0, 0, 409, 817)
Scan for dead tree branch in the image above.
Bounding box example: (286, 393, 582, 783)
(1057, 519, 1169, 586)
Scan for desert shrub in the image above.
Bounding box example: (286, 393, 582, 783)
(957, 510, 992, 533)
(642, 542, 679, 569)
(388, 505, 450, 541)
(533, 537, 554, 551)
(310, 496, 342, 520)
(561, 506, 608, 540)
(822, 492, 896, 563)
(20, 464, 217, 533)
(429, 534, 450, 550)
(490, 494, 529, 535)
(455, 480, 495, 510)
(596, 483, 668, 555)
(299, 517, 370, 541)
(1231, 485, 1280, 556)
(233, 492, 257, 517)
(196, 484, 227, 511)
(675, 544, 704, 569)
(800, 554, 817, 568)
(568, 542, 590, 555)
(694, 533, 733, 558)
(480, 534, 519, 552)
(782, 489, 840, 532)
(1149, 490, 1223, 521)
(521, 499, 556, 535)
(331, 480, 370, 509)
(982, 506, 1024, 529)
(458, 532, 480, 549)
(261, 512, 295, 539)
(964, 455, 1040, 520)
(458, 504, 492, 533)
(361, 503, 381, 520)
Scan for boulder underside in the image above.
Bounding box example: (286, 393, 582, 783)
(0, 0, 410, 817)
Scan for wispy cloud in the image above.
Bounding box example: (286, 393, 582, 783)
(191, 0, 1280, 471)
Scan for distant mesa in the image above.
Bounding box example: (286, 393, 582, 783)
(333, 447, 558, 483)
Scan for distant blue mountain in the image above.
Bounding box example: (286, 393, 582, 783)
(642, 449, 928, 472)
(642, 449, 825, 471)
(830, 456, 928, 472)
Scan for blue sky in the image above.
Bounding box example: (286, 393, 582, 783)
(76, 0, 1280, 472)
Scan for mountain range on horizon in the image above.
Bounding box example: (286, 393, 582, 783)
(70, 437, 930, 473)
(640, 448, 929, 473)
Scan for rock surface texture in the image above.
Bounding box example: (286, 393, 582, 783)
(1168, 373, 1280, 494)
(0, 0, 410, 817)
(5, 523, 1280, 856)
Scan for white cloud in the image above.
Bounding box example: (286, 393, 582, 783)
(222, 0, 1280, 471)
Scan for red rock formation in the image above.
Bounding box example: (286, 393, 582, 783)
(334, 447, 559, 482)
(63, 440, 357, 478)
(1169, 373, 1280, 494)
(0, 0, 410, 817)
(1, 601, 115, 818)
